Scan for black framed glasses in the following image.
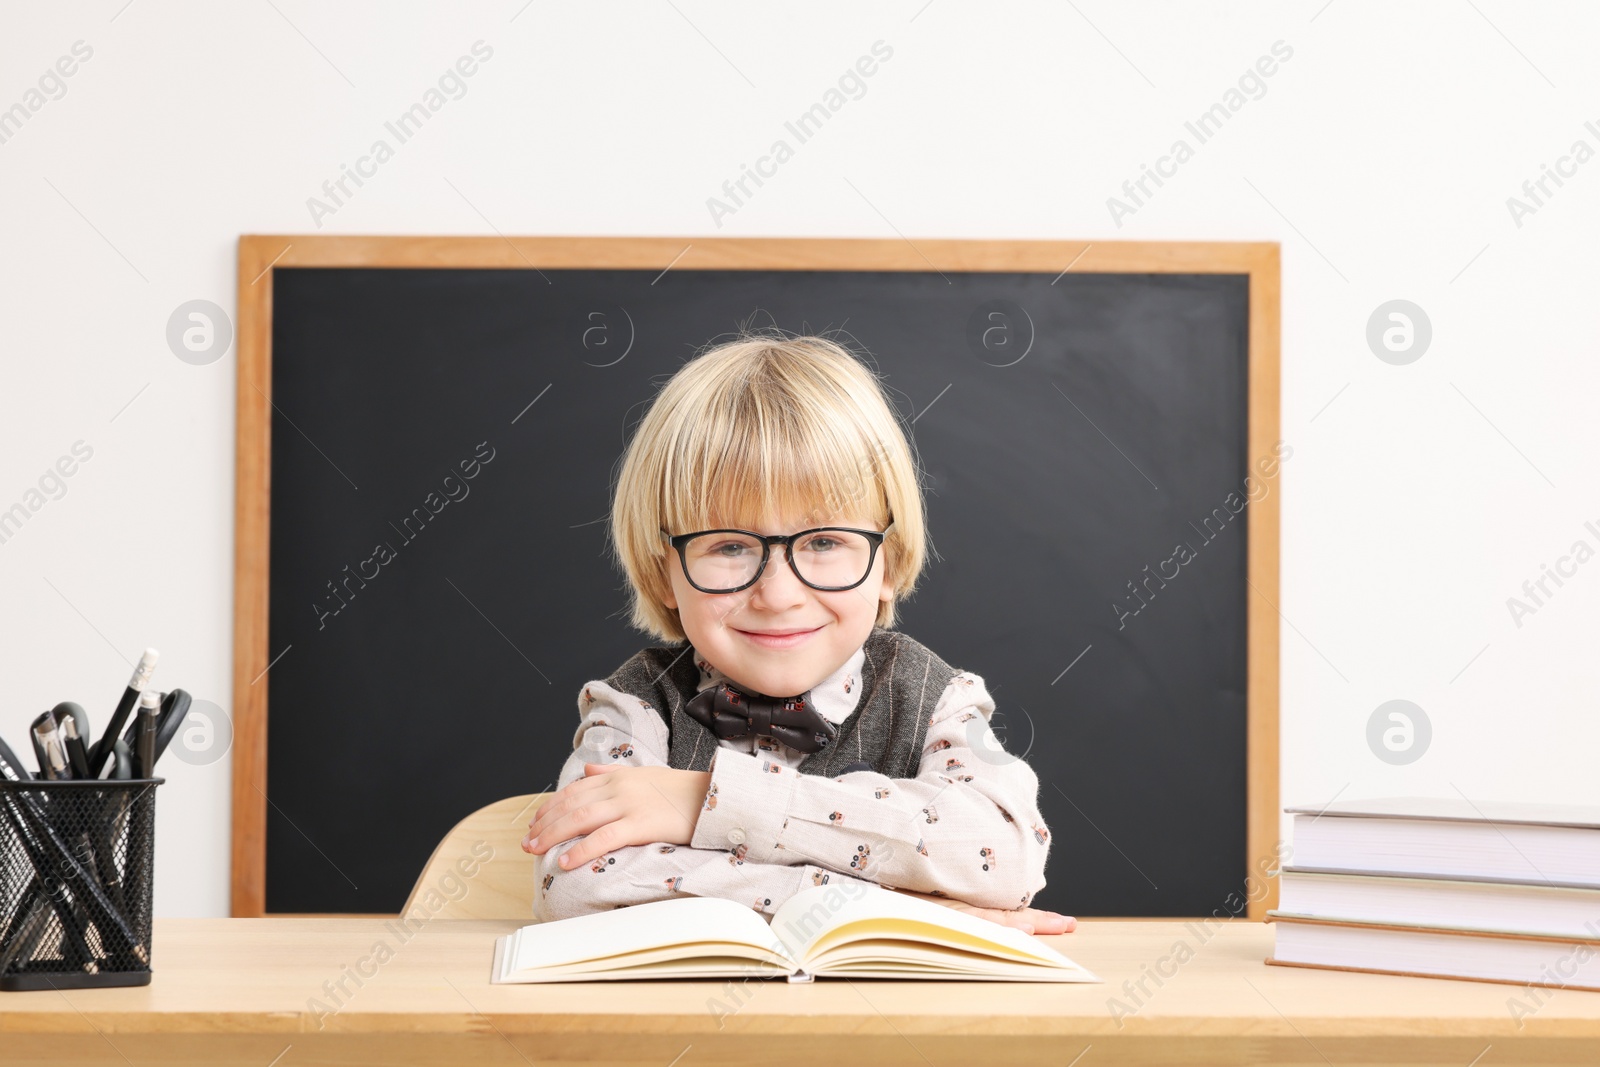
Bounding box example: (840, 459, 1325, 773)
(661, 520, 894, 594)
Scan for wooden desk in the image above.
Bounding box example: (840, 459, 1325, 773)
(4, 918, 1600, 1065)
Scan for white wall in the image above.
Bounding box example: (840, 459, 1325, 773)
(3, 2, 1596, 917)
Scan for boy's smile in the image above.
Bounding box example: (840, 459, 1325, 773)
(730, 625, 823, 649)
(662, 511, 894, 698)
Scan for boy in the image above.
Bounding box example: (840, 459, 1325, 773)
(524, 332, 1071, 936)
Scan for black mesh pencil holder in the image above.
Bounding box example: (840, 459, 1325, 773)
(0, 778, 162, 990)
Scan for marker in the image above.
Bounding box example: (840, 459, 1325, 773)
(134, 691, 158, 779)
(55, 707, 92, 780)
(29, 713, 70, 780)
(89, 648, 158, 778)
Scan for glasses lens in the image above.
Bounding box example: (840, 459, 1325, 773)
(683, 532, 764, 591)
(683, 529, 874, 591)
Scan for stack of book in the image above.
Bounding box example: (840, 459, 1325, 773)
(1267, 797, 1600, 991)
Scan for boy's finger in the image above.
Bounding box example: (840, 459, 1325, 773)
(524, 809, 569, 851)
(553, 813, 639, 869)
(540, 798, 629, 854)
(583, 761, 624, 775)
(526, 807, 558, 840)
(525, 830, 556, 854)
(555, 836, 607, 871)
(528, 791, 571, 830)
(536, 810, 591, 848)
(528, 778, 605, 834)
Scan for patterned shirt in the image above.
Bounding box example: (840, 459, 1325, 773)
(532, 639, 1053, 922)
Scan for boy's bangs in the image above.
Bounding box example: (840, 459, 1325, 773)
(664, 421, 888, 535)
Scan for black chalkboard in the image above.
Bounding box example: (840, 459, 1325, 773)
(264, 265, 1251, 917)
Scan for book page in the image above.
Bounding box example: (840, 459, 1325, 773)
(770, 882, 1083, 971)
(1285, 796, 1600, 828)
(505, 894, 797, 976)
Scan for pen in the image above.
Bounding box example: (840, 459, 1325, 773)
(123, 688, 193, 771)
(56, 708, 92, 780)
(51, 703, 128, 922)
(89, 648, 158, 779)
(134, 692, 158, 778)
(46, 705, 105, 922)
(29, 713, 70, 780)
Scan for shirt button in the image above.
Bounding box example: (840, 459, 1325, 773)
(728, 828, 747, 845)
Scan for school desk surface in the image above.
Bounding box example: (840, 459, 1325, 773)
(3, 917, 1599, 1066)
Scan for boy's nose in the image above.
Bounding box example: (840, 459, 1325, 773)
(750, 546, 808, 602)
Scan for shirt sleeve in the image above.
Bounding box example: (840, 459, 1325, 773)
(531, 679, 873, 923)
(688, 670, 1052, 911)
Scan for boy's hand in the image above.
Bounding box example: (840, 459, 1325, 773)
(885, 887, 1075, 935)
(521, 764, 712, 871)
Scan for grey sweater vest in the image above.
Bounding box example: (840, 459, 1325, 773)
(603, 628, 961, 779)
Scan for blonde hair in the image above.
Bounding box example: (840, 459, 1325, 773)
(610, 330, 928, 643)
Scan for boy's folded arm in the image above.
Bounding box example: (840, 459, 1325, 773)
(688, 671, 1053, 911)
(533, 680, 873, 922)
(533, 838, 869, 922)
(557, 679, 674, 785)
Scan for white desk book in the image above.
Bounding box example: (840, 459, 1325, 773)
(492, 883, 1099, 984)
(1284, 797, 1600, 885)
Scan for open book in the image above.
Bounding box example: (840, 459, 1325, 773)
(492, 882, 1099, 983)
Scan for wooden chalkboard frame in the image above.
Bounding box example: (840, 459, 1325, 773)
(232, 236, 1281, 918)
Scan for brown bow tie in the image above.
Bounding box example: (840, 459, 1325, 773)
(684, 683, 837, 754)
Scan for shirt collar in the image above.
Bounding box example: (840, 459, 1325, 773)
(691, 642, 867, 726)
